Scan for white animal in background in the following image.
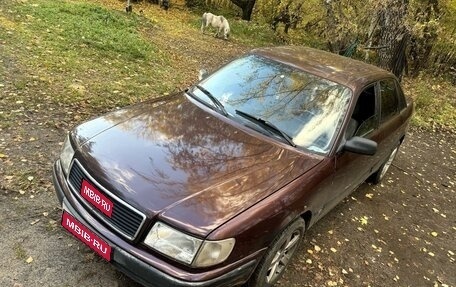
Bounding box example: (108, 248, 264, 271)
(201, 12, 230, 40)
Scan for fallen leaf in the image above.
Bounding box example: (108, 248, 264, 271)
(26, 256, 33, 263)
(431, 232, 438, 237)
(30, 219, 40, 225)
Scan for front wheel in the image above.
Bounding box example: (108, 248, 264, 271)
(370, 145, 399, 184)
(247, 218, 305, 287)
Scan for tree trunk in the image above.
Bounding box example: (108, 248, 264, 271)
(324, 0, 344, 53)
(231, 0, 256, 21)
(408, 0, 440, 77)
(376, 0, 410, 80)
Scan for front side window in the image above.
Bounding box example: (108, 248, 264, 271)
(349, 85, 378, 138)
(192, 55, 352, 154)
(380, 79, 399, 122)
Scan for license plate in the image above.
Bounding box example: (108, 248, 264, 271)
(61, 211, 112, 261)
(80, 179, 113, 218)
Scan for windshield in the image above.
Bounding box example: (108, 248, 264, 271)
(192, 54, 352, 154)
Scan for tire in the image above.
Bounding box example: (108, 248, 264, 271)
(246, 218, 305, 287)
(370, 145, 399, 184)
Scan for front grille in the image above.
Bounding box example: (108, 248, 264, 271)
(67, 159, 146, 240)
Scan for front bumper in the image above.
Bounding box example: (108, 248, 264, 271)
(52, 160, 257, 287)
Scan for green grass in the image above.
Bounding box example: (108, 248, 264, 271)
(14, 242, 27, 260)
(6, 0, 174, 110)
(229, 20, 280, 46)
(403, 75, 456, 130)
(188, 14, 280, 46)
(17, 1, 156, 60)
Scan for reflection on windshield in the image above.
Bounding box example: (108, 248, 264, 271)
(196, 55, 352, 154)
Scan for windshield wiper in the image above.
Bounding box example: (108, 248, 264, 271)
(194, 85, 228, 116)
(235, 109, 296, 147)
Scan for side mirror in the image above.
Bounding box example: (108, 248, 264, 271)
(344, 136, 377, 155)
(198, 69, 209, 81)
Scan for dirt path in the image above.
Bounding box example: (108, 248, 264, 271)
(1, 1, 455, 287)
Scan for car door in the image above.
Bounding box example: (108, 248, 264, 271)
(373, 78, 406, 169)
(314, 84, 382, 219)
(311, 78, 407, 221)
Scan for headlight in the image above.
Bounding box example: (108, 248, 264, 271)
(144, 222, 235, 267)
(144, 222, 202, 264)
(60, 134, 75, 175)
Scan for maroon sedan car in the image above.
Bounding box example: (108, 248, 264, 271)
(53, 46, 413, 287)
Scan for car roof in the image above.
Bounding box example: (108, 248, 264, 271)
(251, 46, 396, 92)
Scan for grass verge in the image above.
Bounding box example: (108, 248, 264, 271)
(3, 0, 175, 112)
(403, 75, 456, 130)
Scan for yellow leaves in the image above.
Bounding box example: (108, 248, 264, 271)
(430, 231, 438, 237)
(359, 216, 368, 225)
(0, 153, 8, 158)
(30, 219, 40, 225)
(25, 256, 33, 263)
(68, 83, 86, 94)
(371, 244, 382, 253)
(0, 16, 17, 30)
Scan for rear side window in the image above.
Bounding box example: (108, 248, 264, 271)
(380, 79, 399, 122)
(395, 81, 407, 110)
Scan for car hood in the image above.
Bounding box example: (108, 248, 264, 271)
(72, 93, 322, 237)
